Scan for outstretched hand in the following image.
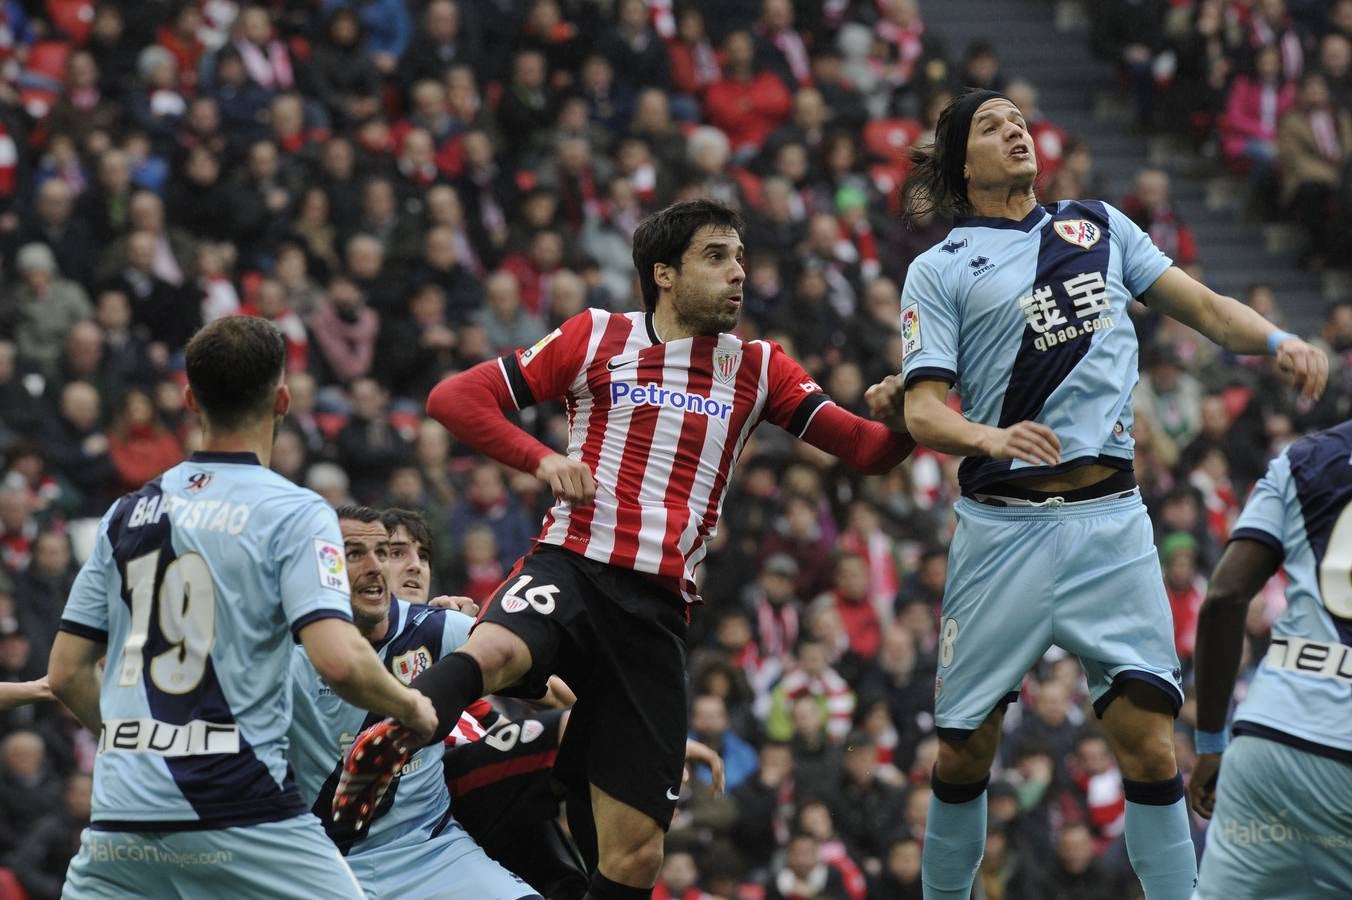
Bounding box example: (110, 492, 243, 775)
(683, 738, 725, 798)
(1273, 336, 1329, 405)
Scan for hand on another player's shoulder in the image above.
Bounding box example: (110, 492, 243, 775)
(1273, 336, 1329, 405)
(985, 421, 1061, 467)
(864, 374, 907, 428)
(429, 595, 480, 616)
(534, 453, 596, 505)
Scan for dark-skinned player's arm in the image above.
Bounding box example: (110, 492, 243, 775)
(1187, 539, 1282, 819)
(426, 359, 595, 505)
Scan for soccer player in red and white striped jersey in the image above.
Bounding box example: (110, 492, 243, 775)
(335, 200, 915, 900)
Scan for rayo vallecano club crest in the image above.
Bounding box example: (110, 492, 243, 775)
(392, 646, 433, 685)
(712, 348, 742, 385)
(1054, 219, 1101, 249)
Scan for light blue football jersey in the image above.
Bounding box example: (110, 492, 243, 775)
(900, 200, 1173, 493)
(1227, 420, 1352, 759)
(288, 599, 473, 855)
(57, 451, 355, 829)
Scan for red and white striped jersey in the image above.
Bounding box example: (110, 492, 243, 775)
(498, 309, 832, 601)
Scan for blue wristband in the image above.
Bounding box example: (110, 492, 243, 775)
(1194, 728, 1229, 755)
(1266, 330, 1296, 355)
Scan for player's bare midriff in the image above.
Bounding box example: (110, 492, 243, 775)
(1016, 462, 1120, 492)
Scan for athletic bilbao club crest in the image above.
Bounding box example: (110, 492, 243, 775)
(392, 647, 432, 685)
(1053, 219, 1101, 249)
(712, 348, 742, 386)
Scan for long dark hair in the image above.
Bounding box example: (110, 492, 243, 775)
(901, 106, 971, 226)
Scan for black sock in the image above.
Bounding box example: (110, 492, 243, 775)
(409, 651, 482, 743)
(583, 872, 650, 900)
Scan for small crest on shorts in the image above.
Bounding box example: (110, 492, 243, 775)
(712, 348, 742, 385)
(520, 719, 545, 744)
(392, 646, 433, 685)
(1053, 219, 1101, 249)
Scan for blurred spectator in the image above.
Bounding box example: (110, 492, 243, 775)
(1222, 44, 1296, 193)
(401, 1, 480, 85)
(833, 731, 905, 871)
(12, 244, 93, 380)
(1041, 823, 1128, 900)
(1160, 532, 1206, 669)
(449, 462, 535, 570)
(473, 270, 546, 356)
(309, 275, 379, 386)
(600, 0, 670, 92)
(14, 180, 94, 288)
(336, 377, 413, 503)
(874, 836, 923, 900)
(321, 0, 412, 77)
(0, 731, 62, 857)
(819, 555, 881, 662)
(652, 850, 710, 900)
(704, 31, 793, 158)
(766, 831, 851, 900)
(1277, 72, 1352, 265)
(1121, 169, 1198, 268)
(689, 693, 759, 792)
(1134, 345, 1203, 451)
(103, 230, 199, 350)
(13, 531, 76, 662)
(310, 8, 382, 129)
(9, 772, 91, 900)
(107, 387, 184, 496)
(1297, 300, 1352, 430)
(1089, 0, 1168, 129)
(768, 639, 856, 745)
(40, 382, 116, 516)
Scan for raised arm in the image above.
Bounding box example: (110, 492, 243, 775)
(426, 361, 595, 504)
(1142, 267, 1328, 402)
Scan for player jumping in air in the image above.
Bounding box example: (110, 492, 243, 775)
(47, 317, 436, 898)
(866, 87, 1327, 900)
(334, 199, 916, 900)
(1188, 419, 1352, 898)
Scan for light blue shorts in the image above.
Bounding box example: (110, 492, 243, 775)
(347, 817, 537, 900)
(936, 493, 1183, 735)
(1193, 735, 1352, 899)
(63, 814, 364, 899)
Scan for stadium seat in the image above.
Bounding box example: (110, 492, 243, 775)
(863, 118, 924, 164)
(25, 40, 73, 83)
(46, 0, 95, 44)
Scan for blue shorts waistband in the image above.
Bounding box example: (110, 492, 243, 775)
(955, 490, 1146, 520)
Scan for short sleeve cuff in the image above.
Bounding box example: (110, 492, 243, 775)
(289, 608, 355, 642)
(1229, 527, 1284, 560)
(903, 367, 957, 390)
(58, 619, 109, 644)
(1134, 256, 1173, 303)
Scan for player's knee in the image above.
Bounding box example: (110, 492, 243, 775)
(936, 736, 996, 783)
(606, 830, 664, 886)
(464, 626, 533, 688)
(1115, 729, 1178, 781)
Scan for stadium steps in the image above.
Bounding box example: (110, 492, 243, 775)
(919, 0, 1328, 335)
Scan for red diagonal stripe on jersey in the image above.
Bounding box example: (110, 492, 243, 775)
(565, 314, 636, 547)
(449, 749, 558, 796)
(608, 343, 668, 569)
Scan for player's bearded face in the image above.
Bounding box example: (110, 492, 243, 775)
(964, 100, 1037, 192)
(342, 521, 391, 632)
(671, 225, 746, 335)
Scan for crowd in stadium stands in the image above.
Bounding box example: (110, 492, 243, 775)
(0, 0, 1348, 897)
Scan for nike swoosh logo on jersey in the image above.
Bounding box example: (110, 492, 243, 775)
(607, 358, 638, 371)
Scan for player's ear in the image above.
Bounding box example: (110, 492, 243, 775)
(654, 262, 674, 290)
(183, 384, 199, 414)
(274, 382, 291, 418)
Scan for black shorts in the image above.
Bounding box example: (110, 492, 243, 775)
(474, 543, 689, 829)
(444, 710, 587, 899)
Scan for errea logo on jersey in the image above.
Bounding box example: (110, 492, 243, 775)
(611, 382, 733, 419)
